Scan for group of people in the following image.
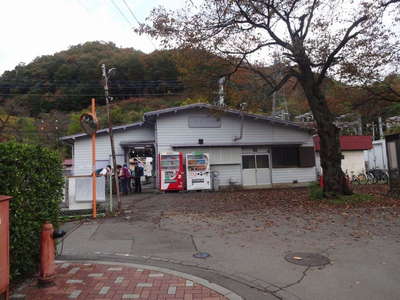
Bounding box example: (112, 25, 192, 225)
(97, 158, 144, 195)
(118, 159, 144, 195)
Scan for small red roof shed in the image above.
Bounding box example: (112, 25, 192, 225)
(313, 136, 372, 151)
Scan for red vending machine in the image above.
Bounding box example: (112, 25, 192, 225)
(159, 152, 184, 191)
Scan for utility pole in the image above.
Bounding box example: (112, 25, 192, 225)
(217, 76, 225, 106)
(101, 64, 121, 212)
(271, 54, 278, 115)
(378, 117, 384, 140)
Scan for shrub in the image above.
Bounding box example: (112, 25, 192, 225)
(0, 142, 64, 281)
(309, 182, 324, 200)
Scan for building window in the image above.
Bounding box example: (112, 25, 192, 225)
(242, 155, 256, 169)
(272, 147, 299, 168)
(242, 154, 269, 169)
(256, 155, 269, 168)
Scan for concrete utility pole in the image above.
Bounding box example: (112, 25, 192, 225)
(271, 52, 289, 120)
(358, 115, 363, 135)
(378, 117, 384, 140)
(217, 76, 225, 106)
(101, 64, 121, 212)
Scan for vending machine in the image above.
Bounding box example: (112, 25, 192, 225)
(159, 152, 184, 191)
(186, 152, 211, 190)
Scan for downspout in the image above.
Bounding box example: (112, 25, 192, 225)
(233, 103, 246, 142)
(233, 110, 244, 141)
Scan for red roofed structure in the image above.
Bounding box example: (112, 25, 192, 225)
(313, 136, 372, 151)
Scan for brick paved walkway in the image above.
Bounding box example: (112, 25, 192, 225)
(14, 262, 229, 300)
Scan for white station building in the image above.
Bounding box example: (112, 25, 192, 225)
(61, 103, 317, 190)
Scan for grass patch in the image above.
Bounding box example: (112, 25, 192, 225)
(309, 183, 324, 200)
(309, 183, 375, 204)
(59, 213, 106, 223)
(328, 193, 374, 204)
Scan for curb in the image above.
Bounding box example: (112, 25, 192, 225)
(56, 259, 243, 300)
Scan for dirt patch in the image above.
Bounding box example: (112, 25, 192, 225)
(160, 185, 399, 214)
(158, 185, 400, 239)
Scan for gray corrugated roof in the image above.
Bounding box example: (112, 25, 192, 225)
(144, 103, 309, 131)
(60, 121, 144, 141)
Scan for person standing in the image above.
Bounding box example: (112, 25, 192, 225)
(129, 161, 135, 192)
(120, 164, 131, 195)
(99, 165, 112, 176)
(133, 160, 144, 193)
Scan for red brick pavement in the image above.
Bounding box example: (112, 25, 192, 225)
(14, 262, 228, 300)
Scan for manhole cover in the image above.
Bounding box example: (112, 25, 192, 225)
(193, 252, 210, 259)
(285, 252, 330, 266)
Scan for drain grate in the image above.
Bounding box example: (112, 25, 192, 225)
(285, 252, 330, 267)
(193, 252, 210, 259)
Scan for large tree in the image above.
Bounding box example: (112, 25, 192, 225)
(140, 0, 399, 196)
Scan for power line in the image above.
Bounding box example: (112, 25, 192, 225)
(109, 0, 133, 27)
(121, 0, 141, 26)
(0, 92, 184, 97)
(120, 0, 158, 49)
(76, 0, 91, 15)
(0, 79, 183, 84)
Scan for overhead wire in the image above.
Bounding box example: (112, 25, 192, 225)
(76, 0, 91, 15)
(0, 93, 184, 97)
(109, 0, 133, 27)
(121, 0, 141, 26)
(119, 0, 158, 49)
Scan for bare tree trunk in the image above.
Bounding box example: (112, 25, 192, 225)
(314, 104, 352, 196)
(298, 70, 352, 197)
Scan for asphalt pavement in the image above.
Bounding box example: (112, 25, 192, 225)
(50, 192, 400, 300)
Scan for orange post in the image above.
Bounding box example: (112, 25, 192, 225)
(38, 222, 55, 287)
(92, 98, 97, 218)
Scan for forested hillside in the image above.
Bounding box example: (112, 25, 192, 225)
(1, 41, 399, 152)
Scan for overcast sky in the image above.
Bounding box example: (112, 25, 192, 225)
(0, 0, 184, 75)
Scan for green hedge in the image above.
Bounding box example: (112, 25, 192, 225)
(0, 142, 64, 281)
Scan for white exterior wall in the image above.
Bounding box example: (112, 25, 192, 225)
(272, 168, 316, 184)
(156, 111, 313, 152)
(175, 147, 241, 187)
(211, 165, 242, 187)
(73, 127, 154, 175)
(341, 151, 366, 175)
(158, 111, 315, 186)
(316, 150, 366, 176)
(364, 139, 388, 170)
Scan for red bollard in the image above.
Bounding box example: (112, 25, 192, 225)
(38, 222, 56, 287)
(319, 175, 324, 187)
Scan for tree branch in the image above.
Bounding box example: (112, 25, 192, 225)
(302, 0, 318, 39)
(241, 58, 299, 96)
(317, 15, 368, 85)
(381, 0, 400, 8)
(219, 54, 248, 79)
(234, 0, 293, 51)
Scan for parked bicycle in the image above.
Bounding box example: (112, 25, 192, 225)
(346, 169, 389, 185)
(346, 169, 378, 185)
(366, 168, 389, 184)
